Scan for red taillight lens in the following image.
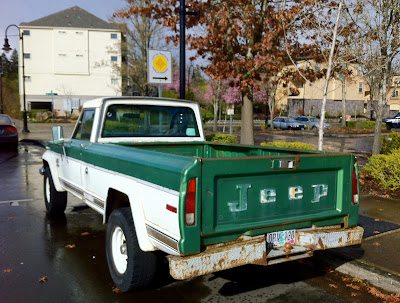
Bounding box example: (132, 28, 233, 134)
(4, 126, 17, 133)
(185, 178, 196, 226)
(352, 168, 359, 205)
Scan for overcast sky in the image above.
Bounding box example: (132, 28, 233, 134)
(0, 0, 127, 53)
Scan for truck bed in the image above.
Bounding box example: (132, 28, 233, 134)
(114, 141, 358, 251)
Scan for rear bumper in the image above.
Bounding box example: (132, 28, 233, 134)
(168, 225, 363, 280)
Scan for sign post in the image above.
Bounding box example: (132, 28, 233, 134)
(227, 108, 234, 136)
(148, 50, 172, 98)
(46, 91, 58, 123)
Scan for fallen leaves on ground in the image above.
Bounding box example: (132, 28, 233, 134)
(346, 284, 361, 290)
(81, 232, 90, 236)
(3, 269, 13, 273)
(7, 217, 16, 220)
(351, 292, 358, 297)
(373, 231, 381, 234)
(374, 218, 381, 222)
(372, 242, 381, 246)
(378, 208, 385, 211)
(368, 287, 400, 302)
(39, 276, 48, 283)
(329, 283, 338, 289)
(65, 244, 76, 249)
(112, 287, 120, 293)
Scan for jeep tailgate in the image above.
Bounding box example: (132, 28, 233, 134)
(201, 153, 355, 238)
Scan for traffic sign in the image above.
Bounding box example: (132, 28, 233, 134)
(148, 49, 172, 84)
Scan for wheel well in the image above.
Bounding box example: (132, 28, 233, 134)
(105, 189, 130, 223)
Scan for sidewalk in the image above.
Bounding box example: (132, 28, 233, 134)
(14, 119, 75, 147)
(13, 119, 400, 294)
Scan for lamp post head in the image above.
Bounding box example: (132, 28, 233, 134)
(2, 38, 12, 52)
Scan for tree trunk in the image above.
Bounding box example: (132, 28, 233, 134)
(268, 100, 275, 130)
(372, 73, 387, 155)
(241, 93, 254, 145)
(213, 98, 218, 132)
(212, 80, 221, 132)
(341, 78, 347, 128)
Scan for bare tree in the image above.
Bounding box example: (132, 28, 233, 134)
(348, 0, 400, 155)
(112, 0, 166, 96)
(286, 0, 352, 150)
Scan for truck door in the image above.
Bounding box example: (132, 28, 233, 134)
(59, 108, 95, 198)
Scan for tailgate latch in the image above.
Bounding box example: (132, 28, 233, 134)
(273, 159, 295, 169)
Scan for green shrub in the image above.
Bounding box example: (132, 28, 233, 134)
(162, 90, 179, 99)
(363, 149, 400, 190)
(381, 131, 400, 154)
(347, 121, 357, 129)
(358, 121, 386, 130)
(261, 141, 315, 150)
(206, 134, 238, 143)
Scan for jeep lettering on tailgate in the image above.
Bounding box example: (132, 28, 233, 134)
(229, 184, 329, 212)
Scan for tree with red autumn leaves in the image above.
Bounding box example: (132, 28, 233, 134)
(115, 0, 327, 144)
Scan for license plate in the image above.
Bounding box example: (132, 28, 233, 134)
(267, 230, 296, 247)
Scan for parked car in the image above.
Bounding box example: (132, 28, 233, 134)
(293, 116, 331, 130)
(382, 112, 400, 130)
(0, 114, 18, 149)
(267, 117, 305, 130)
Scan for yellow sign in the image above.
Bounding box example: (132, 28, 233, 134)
(154, 56, 167, 72)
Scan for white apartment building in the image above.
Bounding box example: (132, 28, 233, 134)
(18, 6, 121, 115)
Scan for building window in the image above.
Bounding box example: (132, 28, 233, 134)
(357, 66, 362, 75)
(315, 62, 320, 72)
(23, 30, 30, 36)
(392, 90, 399, 98)
(111, 56, 118, 62)
(24, 53, 31, 59)
(111, 33, 118, 39)
(359, 82, 364, 93)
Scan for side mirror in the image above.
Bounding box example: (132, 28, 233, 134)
(52, 126, 64, 143)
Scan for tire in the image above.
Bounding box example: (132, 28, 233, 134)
(44, 168, 67, 215)
(106, 208, 158, 292)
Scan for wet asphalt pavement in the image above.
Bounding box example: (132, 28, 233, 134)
(0, 140, 396, 302)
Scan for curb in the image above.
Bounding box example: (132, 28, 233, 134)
(316, 251, 400, 294)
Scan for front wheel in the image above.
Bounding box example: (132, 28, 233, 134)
(106, 208, 158, 292)
(44, 168, 67, 215)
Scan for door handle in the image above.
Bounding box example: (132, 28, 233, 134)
(85, 167, 88, 174)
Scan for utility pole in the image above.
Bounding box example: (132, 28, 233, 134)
(179, 0, 199, 100)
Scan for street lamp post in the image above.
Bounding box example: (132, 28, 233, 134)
(2, 24, 29, 132)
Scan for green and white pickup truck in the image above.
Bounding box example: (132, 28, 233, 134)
(40, 97, 363, 292)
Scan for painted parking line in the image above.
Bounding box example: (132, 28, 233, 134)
(0, 199, 34, 205)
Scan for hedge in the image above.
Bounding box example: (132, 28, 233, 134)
(381, 131, 400, 154)
(206, 134, 238, 143)
(261, 141, 315, 150)
(346, 120, 386, 130)
(363, 149, 400, 190)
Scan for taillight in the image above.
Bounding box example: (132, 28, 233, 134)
(185, 178, 196, 226)
(352, 167, 359, 205)
(4, 126, 17, 133)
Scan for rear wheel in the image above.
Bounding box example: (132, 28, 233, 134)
(43, 168, 67, 215)
(106, 208, 158, 292)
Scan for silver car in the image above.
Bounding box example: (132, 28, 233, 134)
(293, 116, 331, 130)
(267, 117, 305, 130)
